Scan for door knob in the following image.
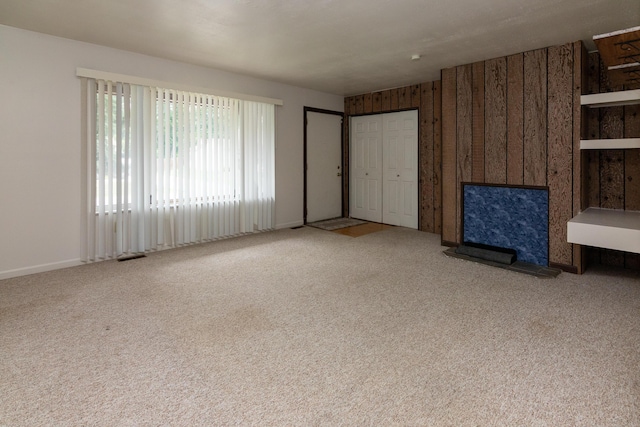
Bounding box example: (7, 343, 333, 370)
(337, 172, 342, 177)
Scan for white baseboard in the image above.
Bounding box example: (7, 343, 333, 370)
(0, 259, 84, 281)
(0, 224, 307, 280)
(276, 220, 304, 230)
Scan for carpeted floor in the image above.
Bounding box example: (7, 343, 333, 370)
(1, 227, 639, 425)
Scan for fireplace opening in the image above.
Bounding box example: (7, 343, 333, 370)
(460, 183, 549, 267)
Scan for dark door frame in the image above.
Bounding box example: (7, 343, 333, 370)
(303, 106, 345, 224)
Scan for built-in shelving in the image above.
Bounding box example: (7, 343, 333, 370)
(580, 138, 640, 150)
(567, 208, 640, 254)
(580, 89, 640, 108)
(579, 89, 640, 150)
(571, 85, 640, 252)
(567, 28, 640, 257)
(593, 26, 640, 88)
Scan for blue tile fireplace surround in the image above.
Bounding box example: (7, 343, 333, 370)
(462, 183, 549, 266)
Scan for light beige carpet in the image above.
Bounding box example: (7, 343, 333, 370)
(1, 227, 639, 426)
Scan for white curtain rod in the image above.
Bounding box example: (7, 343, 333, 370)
(76, 68, 284, 106)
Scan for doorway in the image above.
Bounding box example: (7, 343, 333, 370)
(304, 107, 344, 223)
(350, 110, 418, 229)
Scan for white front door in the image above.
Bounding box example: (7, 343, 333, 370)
(382, 111, 418, 228)
(349, 111, 418, 229)
(350, 115, 383, 222)
(306, 111, 343, 223)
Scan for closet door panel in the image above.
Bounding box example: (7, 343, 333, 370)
(350, 116, 383, 222)
(350, 111, 417, 229)
(383, 111, 418, 228)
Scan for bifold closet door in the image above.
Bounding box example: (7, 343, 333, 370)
(382, 111, 418, 229)
(350, 115, 383, 222)
(349, 110, 418, 229)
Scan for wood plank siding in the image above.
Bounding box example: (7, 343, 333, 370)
(343, 39, 639, 273)
(440, 41, 582, 272)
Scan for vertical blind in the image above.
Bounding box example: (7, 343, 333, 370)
(81, 78, 275, 262)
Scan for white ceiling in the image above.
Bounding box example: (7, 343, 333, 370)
(1, 0, 639, 96)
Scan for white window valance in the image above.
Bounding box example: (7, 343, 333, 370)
(76, 68, 284, 106)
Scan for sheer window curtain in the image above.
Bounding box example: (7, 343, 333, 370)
(81, 78, 276, 262)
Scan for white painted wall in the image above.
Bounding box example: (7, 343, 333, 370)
(0, 24, 344, 279)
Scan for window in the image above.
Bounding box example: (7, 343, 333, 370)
(81, 78, 275, 261)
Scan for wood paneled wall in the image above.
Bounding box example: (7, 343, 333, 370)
(343, 40, 639, 273)
(441, 41, 584, 272)
(343, 82, 442, 234)
(585, 52, 640, 270)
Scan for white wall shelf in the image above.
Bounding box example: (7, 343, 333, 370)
(570, 30, 640, 264)
(567, 208, 640, 254)
(581, 89, 640, 108)
(580, 138, 640, 150)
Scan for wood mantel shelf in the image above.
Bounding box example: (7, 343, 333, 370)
(593, 26, 640, 87)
